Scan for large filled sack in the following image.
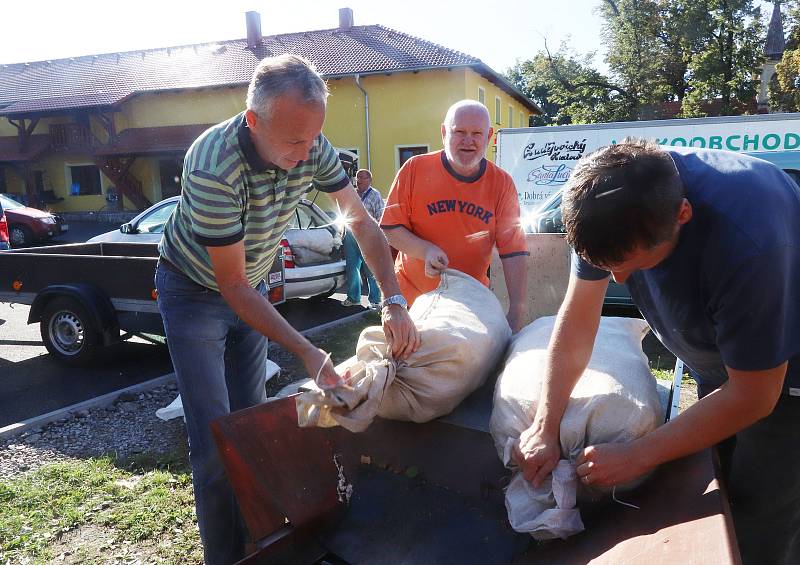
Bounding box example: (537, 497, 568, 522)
(296, 269, 511, 432)
(490, 316, 662, 540)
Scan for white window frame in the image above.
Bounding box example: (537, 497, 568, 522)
(495, 97, 502, 125)
(65, 162, 105, 197)
(395, 144, 430, 172)
(478, 87, 486, 105)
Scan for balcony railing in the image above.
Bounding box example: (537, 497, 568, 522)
(50, 123, 95, 150)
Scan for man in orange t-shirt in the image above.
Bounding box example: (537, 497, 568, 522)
(381, 100, 529, 331)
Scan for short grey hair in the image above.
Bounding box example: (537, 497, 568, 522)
(246, 54, 329, 117)
(443, 100, 490, 128)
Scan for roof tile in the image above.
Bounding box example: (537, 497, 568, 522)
(0, 25, 498, 116)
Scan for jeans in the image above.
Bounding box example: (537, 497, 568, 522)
(155, 264, 268, 565)
(343, 231, 381, 304)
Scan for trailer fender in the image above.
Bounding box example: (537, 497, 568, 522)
(29, 284, 120, 346)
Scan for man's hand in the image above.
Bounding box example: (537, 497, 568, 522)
(300, 346, 345, 390)
(576, 442, 653, 488)
(424, 245, 449, 277)
(382, 304, 420, 361)
(512, 424, 561, 487)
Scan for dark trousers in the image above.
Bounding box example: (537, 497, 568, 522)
(701, 385, 800, 565)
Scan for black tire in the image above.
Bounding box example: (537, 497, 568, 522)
(9, 224, 32, 248)
(40, 298, 100, 366)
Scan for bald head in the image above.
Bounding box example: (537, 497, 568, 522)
(443, 100, 491, 130)
(441, 100, 493, 177)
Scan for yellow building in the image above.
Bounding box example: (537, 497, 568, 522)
(0, 9, 539, 214)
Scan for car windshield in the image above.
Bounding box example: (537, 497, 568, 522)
(137, 202, 176, 234)
(0, 194, 24, 210)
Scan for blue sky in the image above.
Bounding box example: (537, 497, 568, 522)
(1, 0, 779, 74)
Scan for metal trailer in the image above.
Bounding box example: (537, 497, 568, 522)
(209, 236, 738, 565)
(0, 242, 285, 365)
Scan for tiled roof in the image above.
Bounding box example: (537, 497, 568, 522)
(0, 134, 50, 162)
(93, 124, 216, 155)
(0, 25, 538, 117)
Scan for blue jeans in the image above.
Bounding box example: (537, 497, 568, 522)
(155, 264, 268, 565)
(343, 231, 381, 304)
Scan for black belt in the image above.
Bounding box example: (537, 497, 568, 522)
(158, 257, 185, 275)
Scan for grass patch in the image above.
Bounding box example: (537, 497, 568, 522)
(0, 454, 202, 564)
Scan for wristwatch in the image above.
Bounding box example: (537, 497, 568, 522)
(380, 294, 408, 310)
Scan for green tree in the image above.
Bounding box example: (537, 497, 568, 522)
(681, 0, 765, 116)
(506, 44, 632, 125)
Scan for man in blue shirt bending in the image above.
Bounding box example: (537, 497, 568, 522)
(513, 140, 799, 565)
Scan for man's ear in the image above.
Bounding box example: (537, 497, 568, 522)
(440, 123, 447, 142)
(677, 198, 692, 225)
(487, 127, 494, 142)
(244, 109, 259, 130)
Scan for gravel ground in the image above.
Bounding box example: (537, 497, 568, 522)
(0, 315, 375, 481)
(0, 383, 188, 480)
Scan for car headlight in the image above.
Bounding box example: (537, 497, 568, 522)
(40, 217, 57, 225)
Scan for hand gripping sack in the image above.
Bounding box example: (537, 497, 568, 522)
(489, 316, 662, 540)
(297, 269, 512, 432)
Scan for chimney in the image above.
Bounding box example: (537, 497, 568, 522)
(339, 7, 354, 30)
(246, 11, 262, 49)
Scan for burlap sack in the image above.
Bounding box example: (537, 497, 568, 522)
(296, 269, 511, 432)
(489, 316, 662, 540)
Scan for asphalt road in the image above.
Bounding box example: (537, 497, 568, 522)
(0, 223, 364, 428)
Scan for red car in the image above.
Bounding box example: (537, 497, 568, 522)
(0, 194, 68, 247)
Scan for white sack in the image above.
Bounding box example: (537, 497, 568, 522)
(489, 316, 662, 540)
(284, 228, 341, 264)
(296, 269, 512, 432)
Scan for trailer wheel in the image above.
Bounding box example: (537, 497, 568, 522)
(40, 298, 99, 365)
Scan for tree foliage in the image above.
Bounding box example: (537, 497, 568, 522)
(506, 0, 768, 124)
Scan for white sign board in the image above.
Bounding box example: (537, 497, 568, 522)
(497, 117, 800, 217)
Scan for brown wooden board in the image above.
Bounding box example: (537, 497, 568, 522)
(210, 395, 348, 543)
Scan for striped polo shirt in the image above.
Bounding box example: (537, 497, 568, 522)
(159, 112, 350, 291)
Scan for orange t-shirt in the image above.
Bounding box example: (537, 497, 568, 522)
(381, 150, 528, 305)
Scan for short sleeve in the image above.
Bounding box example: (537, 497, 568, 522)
(712, 245, 798, 371)
(380, 159, 414, 230)
(571, 250, 610, 281)
(184, 170, 244, 246)
(312, 136, 351, 194)
(495, 175, 529, 258)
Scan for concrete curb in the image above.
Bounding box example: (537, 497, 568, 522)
(0, 307, 375, 442)
(0, 373, 177, 442)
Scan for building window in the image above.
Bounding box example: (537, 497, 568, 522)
(397, 145, 428, 169)
(508, 106, 514, 128)
(159, 158, 184, 199)
(495, 97, 502, 125)
(478, 87, 485, 105)
(68, 164, 102, 196)
(520, 111, 525, 128)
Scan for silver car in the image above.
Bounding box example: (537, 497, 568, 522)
(87, 196, 345, 300)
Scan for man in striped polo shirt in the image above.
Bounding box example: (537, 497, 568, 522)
(155, 54, 418, 565)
